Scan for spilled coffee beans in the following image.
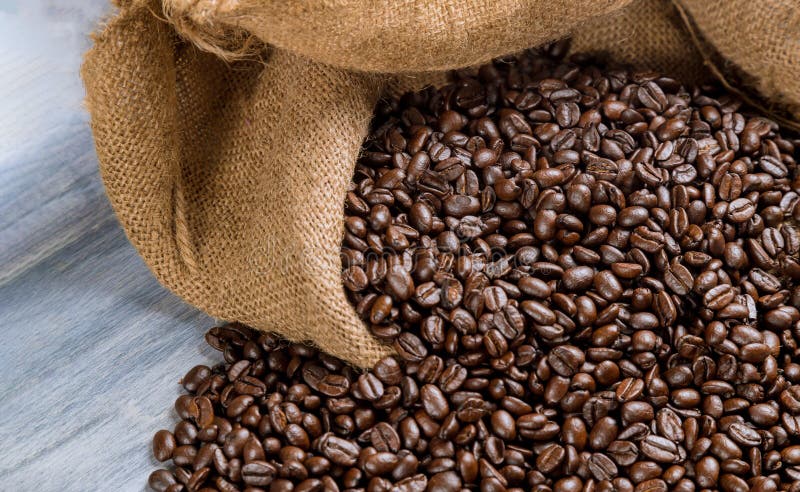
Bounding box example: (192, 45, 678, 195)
(150, 47, 800, 491)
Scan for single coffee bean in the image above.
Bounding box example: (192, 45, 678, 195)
(240, 460, 277, 486)
(420, 384, 449, 420)
(664, 262, 693, 296)
(616, 378, 645, 402)
(148, 470, 177, 492)
(182, 365, 211, 392)
(727, 198, 756, 223)
(536, 443, 566, 474)
(548, 345, 585, 377)
(317, 433, 360, 466)
(153, 430, 177, 462)
(606, 440, 639, 466)
(561, 265, 595, 291)
(588, 452, 618, 481)
(641, 435, 685, 463)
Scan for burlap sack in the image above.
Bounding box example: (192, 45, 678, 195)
(83, 0, 800, 367)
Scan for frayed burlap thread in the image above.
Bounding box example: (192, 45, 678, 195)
(162, 0, 633, 72)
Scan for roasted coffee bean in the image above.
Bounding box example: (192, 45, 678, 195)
(641, 435, 686, 463)
(607, 440, 639, 466)
(664, 262, 693, 296)
(182, 365, 212, 392)
(153, 430, 177, 462)
(241, 460, 276, 486)
(427, 470, 461, 491)
(420, 384, 449, 420)
(152, 49, 800, 491)
(148, 470, 177, 492)
(588, 452, 618, 481)
(371, 422, 400, 453)
(655, 408, 684, 443)
(616, 378, 645, 402)
(590, 416, 619, 450)
(317, 433, 359, 466)
(562, 266, 595, 291)
(536, 443, 566, 473)
(548, 345, 585, 377)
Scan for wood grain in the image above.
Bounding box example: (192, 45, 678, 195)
(0, 3, 218, 490)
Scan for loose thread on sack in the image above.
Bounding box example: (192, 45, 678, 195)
(671, 0, 800, 133)
(172, 179, 199, 274)
(147, 0, 265, 63)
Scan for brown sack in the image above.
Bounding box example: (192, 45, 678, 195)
(83, 0, 800, 367)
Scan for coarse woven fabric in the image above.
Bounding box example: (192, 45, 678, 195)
(162, 0, 633, 72)
(570, 0, 707, 86)
(681, 0, 800, 115)
(83, 0, 800, 367)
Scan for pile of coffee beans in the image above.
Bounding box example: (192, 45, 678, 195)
(150, 47, 800, 491)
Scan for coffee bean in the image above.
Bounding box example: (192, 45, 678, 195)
(641, 435, 685, 463)
(153, 430, 177, 462)
(182, 365, 211, 392)
(148, 470, 177, 492)
(317, 374, 350, 397)
(357, 372, 384, 401)
(720, 473, 749, 492)
(369, 294, 393, 324)
(426, 470, 461, 491)
(548, 345, 585, 377)
(710, 433, 743, 460)
(368, 423, 398, 454)
(384, 265, 414, 301)
(655, 408, 684, 443)
(521, 300, 557, 325)
(664, 262, 693, 296)
(420, 384, 449, 420)
(363, 451, 399, 477)
(240, 460, 276, 486)
(490, 409, 516, 440)
(317, 433, 359, 466)
(393, 332, 427, 362)
(704, 284, 735, 310)
(373, 356, 402, 385)
(638, 81, 668, 112)
(727, 421, 762, 447)
(536, 443, 565, 473)
(594, 270, 623, 301)
(781, 386, 800, 413)
(562, 266, 595, 291)
(588, 452, 618, 481)
(727, 198, 756, 223)
(616, 378, 645, 402)
(590, 416, 619, 450)
(607, 440, 639, 466)
(621, 401, 654, 425)
(749, 403, 780, 427)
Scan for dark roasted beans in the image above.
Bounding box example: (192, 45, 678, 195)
(151, 47, 800, 491)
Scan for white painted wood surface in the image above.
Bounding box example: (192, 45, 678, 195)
(0, 3, 218, 490)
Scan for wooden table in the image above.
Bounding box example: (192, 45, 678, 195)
(0, 3, 217, 490)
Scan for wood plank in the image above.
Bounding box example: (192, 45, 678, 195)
(0, 3, 218, 490)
